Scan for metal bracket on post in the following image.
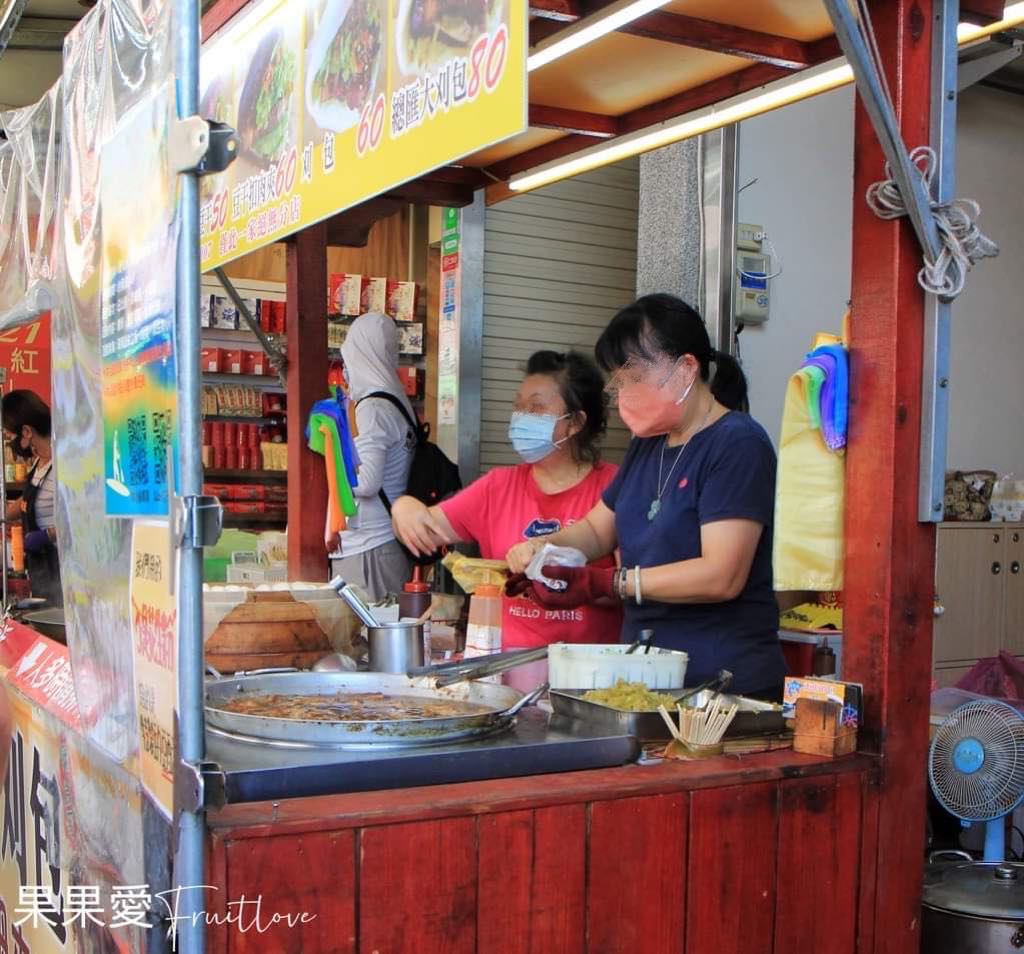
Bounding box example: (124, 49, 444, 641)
(919, 0, 960, 521)
(173, 494, 223, 551)
(213, 267, 289, 388)
(170, 117, 238, 177)
(175, 759, 226, 813)
(823, 0, 944, 266)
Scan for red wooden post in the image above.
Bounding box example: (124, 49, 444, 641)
(843, 2, 935, 952)
(286, 223, 329, 581)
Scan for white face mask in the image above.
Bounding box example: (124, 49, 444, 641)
(508, 412, 568, 463)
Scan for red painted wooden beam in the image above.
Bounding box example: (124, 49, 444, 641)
(286, 223, 329, 581)
(201, 0, 248, 40)
(842, 2, 936, 953)
(619, 11, 812, 69)
(529, 104, 619, 138)
(529, 0, 581, 21)
(962, 0, 1009, 24)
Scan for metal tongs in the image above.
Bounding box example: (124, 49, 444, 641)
(407, 646, 549, 688)
(672, 668, 734, 706)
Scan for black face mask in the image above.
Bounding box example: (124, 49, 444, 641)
(9, 434, 33, 460)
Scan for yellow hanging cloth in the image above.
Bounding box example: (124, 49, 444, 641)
(773, 330, 846, 592)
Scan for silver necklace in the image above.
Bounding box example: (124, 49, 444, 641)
(648, 400, 715, 521)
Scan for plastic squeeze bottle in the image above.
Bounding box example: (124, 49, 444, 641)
(399, 572, 432, 662)
(464, 583, 503, 682)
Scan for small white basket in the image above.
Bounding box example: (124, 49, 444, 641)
(548, 643, 688, 690)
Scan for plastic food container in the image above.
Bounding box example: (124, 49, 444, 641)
(548, 643, 688, 690)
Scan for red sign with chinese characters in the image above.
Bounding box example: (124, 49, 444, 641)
(7, 636, 82, 731)
(0, 312, 51, 403)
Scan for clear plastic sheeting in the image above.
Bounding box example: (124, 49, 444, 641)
(50, 0, 176, 764)
(0, 82, 61, 328)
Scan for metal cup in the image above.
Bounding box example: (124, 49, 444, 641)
(366, 622, 425, 673)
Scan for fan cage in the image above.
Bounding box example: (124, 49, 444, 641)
(929, 699, 1024, 822)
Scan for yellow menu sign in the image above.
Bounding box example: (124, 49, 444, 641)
(199, 0, 527, 271)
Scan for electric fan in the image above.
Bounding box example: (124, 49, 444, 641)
(929, 699, 1024, 861)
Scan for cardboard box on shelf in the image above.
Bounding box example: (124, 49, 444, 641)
(201, 347, 224, 373)
(398, 322, 424, 355)
(212, 296, 239, 330)
(361, 277, 387, 314)
(200, 295, 213, 328)
(327, 320, 349, 351)
(242, 350, 267, 376)
(398, 365, 423, 399)
(386, 281, 418, 322)
(329, 274, 365, 316)
(223, 348, 244, 374)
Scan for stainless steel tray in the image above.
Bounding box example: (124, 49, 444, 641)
(549, 689, 784, 742)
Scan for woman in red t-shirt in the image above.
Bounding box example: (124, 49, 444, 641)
(391, 351, 622, 679)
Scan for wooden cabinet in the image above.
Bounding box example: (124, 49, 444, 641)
(933, 523, 1024, 667)
(1005, 528, 1024, 655)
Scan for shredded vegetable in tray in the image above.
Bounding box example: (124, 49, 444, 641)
(582, 680, 678, 712)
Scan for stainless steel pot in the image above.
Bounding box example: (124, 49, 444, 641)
(921, 860, 1024, 953)
(367, 622, 424, 673)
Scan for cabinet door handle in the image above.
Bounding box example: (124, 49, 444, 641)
(993, 562, 1003, 575)
(1014, 533, 1021, 544)
(1013, 562, 1021, 575)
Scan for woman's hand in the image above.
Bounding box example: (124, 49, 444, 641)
(391, 496, 452, 557)
(506, 539, 545, 574)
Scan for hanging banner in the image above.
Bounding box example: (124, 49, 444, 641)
(437, 207, 460, 431)
(199, 0, 526, 271)
(99, 91, 179, 518)
(129, 520, 177, 819)
(0, 691, 72, 953)
(0, 313, 52, 404)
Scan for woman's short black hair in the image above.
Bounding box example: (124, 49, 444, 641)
(525, 350, 608, 462)
(595, 293, 750, 412)
(2, 390, 51, 438)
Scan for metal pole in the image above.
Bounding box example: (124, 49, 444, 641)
(918, 0, 959, 521)
(823, 0, 944, 265)
(174, 0, 206, 946)
(699, 126, 738, 356)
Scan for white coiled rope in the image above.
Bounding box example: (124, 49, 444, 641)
(865, 145, 1000, 300)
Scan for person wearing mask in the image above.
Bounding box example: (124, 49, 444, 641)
(3, 390, 62, 605)
(506, 295, 786, 699)
(329, 312, 416, 600)
(391, 350, 622, 679)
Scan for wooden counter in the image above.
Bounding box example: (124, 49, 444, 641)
(205, 750, 879, 953)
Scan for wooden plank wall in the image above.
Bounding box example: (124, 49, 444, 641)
(206, 770, 870, 953)
(217, 209, 412, 284)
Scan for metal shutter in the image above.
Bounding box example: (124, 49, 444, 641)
(480, 160, 638, 471)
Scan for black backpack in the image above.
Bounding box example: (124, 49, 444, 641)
(358, 391, 462, 564)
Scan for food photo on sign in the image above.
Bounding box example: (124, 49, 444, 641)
(305, 0, 386, 135)
(237, 27, 299, 166)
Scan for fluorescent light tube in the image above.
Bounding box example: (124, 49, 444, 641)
(513, 1, 1024, 193)
(528, 0, 672, 72)
(511, 61, 853, 191)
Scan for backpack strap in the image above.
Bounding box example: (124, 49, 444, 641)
(358, 390, 419, 437)
(357, 391, 416, 514)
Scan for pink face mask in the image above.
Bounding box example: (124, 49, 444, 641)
(613, 362, 696, 438)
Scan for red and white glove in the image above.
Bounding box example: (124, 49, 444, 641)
(527, 565, 616, 609)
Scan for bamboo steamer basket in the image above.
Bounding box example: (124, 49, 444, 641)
(206, 591, 334, 674)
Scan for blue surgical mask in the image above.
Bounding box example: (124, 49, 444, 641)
(508, 412, 568, 464)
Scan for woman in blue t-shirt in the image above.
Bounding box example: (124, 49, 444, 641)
(506, 293, 786, 697)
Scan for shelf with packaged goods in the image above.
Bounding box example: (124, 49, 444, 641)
(204, 469, 287, 484)
(203, 414, 284, 426)
(203, 372, 285, 392)
(222, 513, 287, 529)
